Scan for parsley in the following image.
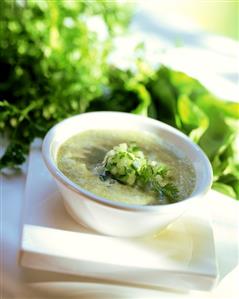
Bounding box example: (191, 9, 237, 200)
(0, 0, 132, 170)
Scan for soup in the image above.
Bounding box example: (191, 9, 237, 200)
(57, 130, 196, 205)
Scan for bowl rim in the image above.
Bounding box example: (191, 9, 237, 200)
(42, 111, 213, 212)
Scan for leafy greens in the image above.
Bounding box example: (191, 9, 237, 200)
(88, 65, 239, 200)
(0, 0, 238, 200)
(0, 0, 132, 168)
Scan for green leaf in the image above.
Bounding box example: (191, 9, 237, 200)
(177, 94, 209, 143)
(0, 142, 27, 170)
(147, 67, 178, 126)
(213, 182, 237, 199)
(126, 80, 151, 116)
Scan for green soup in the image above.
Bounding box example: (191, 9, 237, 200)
(57, 130, 196, 205)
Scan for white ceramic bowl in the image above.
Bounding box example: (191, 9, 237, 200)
(42, 112, 213, 237)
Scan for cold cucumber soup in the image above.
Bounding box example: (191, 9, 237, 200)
(57, 130, 196, 205)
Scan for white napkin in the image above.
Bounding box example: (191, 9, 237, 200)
(20, 142, 219, 291)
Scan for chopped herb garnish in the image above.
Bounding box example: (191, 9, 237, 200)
(100, 143, 179, 202)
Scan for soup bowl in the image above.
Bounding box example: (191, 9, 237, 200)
(42, 112, 212, 237)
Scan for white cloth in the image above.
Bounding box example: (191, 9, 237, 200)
(1, 157, 239, 299)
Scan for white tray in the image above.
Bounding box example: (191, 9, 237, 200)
(20, 141, 219, 291)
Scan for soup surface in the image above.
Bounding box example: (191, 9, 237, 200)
(57, 130, 196, 205)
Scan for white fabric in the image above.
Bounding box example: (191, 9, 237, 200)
(1, 147, 239, 298)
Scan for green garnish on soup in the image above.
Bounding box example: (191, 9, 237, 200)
(100, 143, 178, 202)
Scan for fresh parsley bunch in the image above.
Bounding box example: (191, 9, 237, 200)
(0, 0, 132, 169)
